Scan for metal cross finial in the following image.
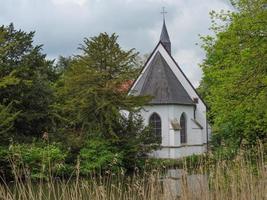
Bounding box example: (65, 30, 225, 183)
(161, 7, 167, 20)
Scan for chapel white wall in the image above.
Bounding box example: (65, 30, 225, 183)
(141, 104, 207, 158)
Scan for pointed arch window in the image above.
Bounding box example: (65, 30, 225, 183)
(149, 113, 162, 140)
(180, 113, 187, 144)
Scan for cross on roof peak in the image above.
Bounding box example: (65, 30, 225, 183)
(160, 7, 167, 21)
(159, 6, 171, 54)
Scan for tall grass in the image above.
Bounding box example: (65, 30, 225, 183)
(0, 147, 266, 200)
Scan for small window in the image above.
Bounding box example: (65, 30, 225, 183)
(180, 113, 187, 144)
(149, 113, 162, 140)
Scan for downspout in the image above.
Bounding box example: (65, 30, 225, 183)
(168, 106, 170, 158)
(193, 105, 196, 119)
(206, 112, 209, 152)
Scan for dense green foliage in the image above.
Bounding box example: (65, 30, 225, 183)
(10, 143, 66, 179)
(0, 142, 66, 179)
(1, 144, 266, 200)
(79, 137, 123, 174)
(53, 33, 158, 172)
(199, 0, 267, 153)
(0, 103, 19, 144)
(55, 33, 148, 136)
(0, 24, 55, 140)
(0, 26, 158, 179)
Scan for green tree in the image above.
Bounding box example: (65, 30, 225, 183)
(0, 103, 19, 145)
(55, 55, 73, 75)
(0, 24, 55, 139)
(56, 33, 149, 137)
(55, 33, 157, 170)
(199, 0, 267, 153)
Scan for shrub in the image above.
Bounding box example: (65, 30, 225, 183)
(79, 137, 123, 175)
(8, 142, 67, 179)
(0, 146, 11, 180)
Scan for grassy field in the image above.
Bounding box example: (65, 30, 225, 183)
(0, 148, 266, 200)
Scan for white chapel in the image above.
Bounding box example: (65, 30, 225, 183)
(129, 18, 211, 159)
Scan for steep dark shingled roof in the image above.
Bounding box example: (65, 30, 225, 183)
(160, 20, 171, 54)
(133, 52, 194, 105)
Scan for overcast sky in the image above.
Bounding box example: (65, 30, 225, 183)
(0, 0, 232, 87)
